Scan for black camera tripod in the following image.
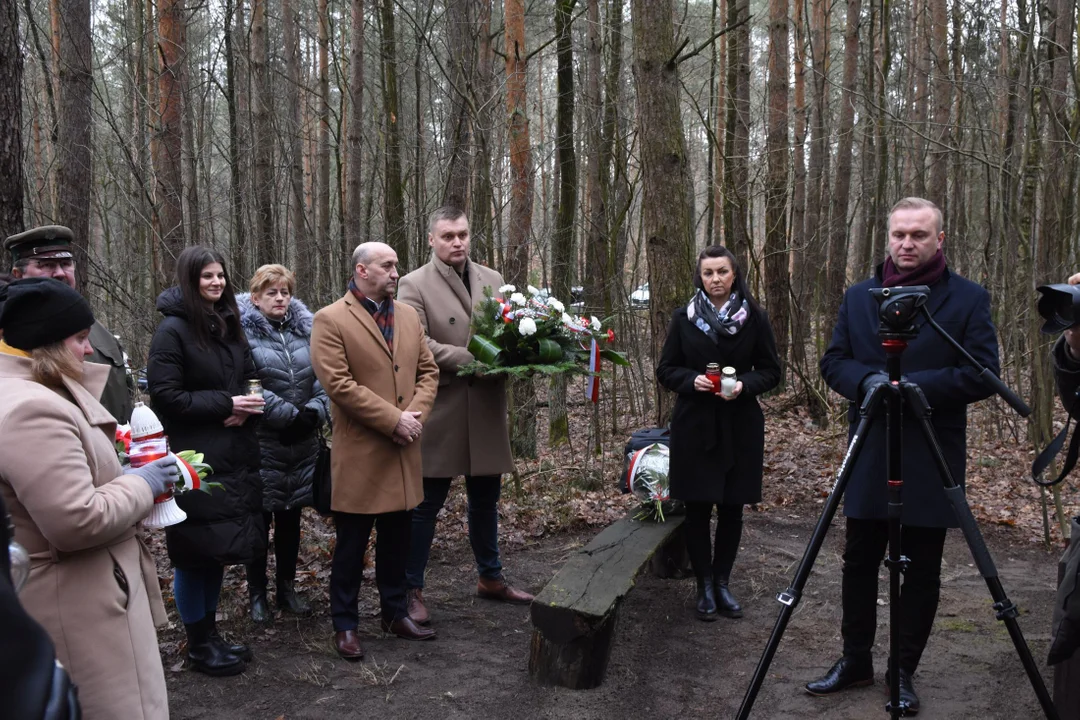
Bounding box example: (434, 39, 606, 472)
(736, 286, 1058, 720)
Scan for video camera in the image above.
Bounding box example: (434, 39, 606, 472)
(1036, 283, 1080, 334)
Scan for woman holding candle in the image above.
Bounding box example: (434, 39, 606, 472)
(238, 264, 329, 622)
(148, 246, 265, 676)
(0, 278, 177, 718)
(656, 245, 781, 622)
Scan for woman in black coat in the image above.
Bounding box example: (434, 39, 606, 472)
(147, 246, 266, 677)
(657, 245, 780, 621)
(238, 264, 329, 622)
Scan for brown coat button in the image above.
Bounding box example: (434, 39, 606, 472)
(449, 317, 456, 324)
(398, 396, 404, 403)
(394, 365, 399, 372)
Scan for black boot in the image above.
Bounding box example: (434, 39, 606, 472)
(208, 615, 253, 662)
(246, 563, 271, 623)
(276, 575, 312, 616)
(713, 574, 743, 618)
(696, 575, 718, 621)
(185, 616, 245, 677)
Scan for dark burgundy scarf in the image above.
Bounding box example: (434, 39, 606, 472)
(348, 277, 394, 352)
(882, 249, 947, 288)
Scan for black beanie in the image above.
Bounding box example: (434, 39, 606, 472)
(0, 278, 95, 350)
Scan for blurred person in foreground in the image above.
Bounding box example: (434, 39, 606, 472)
(0, 277, 177, 718)
(6, 226, 134, 422)
(238, 264, 329, 622)
(148, 246, 265, 677)
(311, 241, 439, 660)
(656, 245, 781, 622)
(808, 197, 1000, 714)
(397, 206, 533, 627)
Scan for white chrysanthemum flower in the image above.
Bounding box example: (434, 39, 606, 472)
(590, 315, 602, 331)
(498, 284, 516, 294)
(527, 285, 540, 295)
(561, 312, 574, 325)
(510, 292, 527, 306)
(549, 298, 565, 312)
(518, 317, 538, 336)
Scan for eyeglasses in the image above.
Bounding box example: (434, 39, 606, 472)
(27, 258, 76, 272)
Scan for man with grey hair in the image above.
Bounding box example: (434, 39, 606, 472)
(311, 241, 440, 658)
(4, 225, 134, 422)
(808, 198, 1000, 713)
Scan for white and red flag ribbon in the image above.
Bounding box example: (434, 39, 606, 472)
(585, 338, 601, 403)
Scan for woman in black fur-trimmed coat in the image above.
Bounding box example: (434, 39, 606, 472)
(238, 264, 329, 621)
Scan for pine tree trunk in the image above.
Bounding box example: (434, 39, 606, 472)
(344, 0, 364, 253)
(252, 0, 273, 266)
(285, 0, 312, 293)
(764, 0, 790, 385)
(379, 0, 407, 268)
(155, 0, 185, 285)
(722, 0, 751, 265)
(0, 0, 23, 245)
(57, 0, 93, 288)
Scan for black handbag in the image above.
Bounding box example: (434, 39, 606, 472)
(312, 432, 333, 516)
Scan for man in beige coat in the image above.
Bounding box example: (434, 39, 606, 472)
(311, 241, 440, 659)
(398, 206, 534, 626)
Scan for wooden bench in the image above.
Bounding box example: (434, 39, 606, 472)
(528, 513, 687, 689)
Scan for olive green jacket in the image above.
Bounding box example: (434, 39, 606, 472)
(89, 320, 134, 423)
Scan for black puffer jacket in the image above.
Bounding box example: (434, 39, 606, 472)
(238, 294, 329, 511)
(147, 287, 265, 570)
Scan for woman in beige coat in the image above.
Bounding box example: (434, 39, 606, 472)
(0, 278, 178, 719)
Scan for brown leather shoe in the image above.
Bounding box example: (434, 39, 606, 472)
(476, 577, 534, 605)
(380, 616, 437, 641)
(333, 629, 364, 660)
(406, 588, 430, 625)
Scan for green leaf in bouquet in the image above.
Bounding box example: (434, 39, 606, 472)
(599, 348, 631, 366)
(468, 335, 506, 366)
(536, 338, 564, 363)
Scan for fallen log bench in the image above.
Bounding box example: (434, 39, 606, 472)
(528, 513, 687, 689)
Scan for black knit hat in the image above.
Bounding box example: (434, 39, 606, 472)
(0, 278, 95, 350)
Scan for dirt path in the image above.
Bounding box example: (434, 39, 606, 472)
(162, 509, 1060, 719)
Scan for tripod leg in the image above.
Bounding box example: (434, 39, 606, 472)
(904, 388, 1060, 720)
(736, 412, 876, 720)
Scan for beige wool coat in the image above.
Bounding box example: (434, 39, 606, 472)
(310, 292, 439, 514)
(0, 351, 168, 720)
(398, 257, 514, 477)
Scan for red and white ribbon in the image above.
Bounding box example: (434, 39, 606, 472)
(585, 338, 601, 403)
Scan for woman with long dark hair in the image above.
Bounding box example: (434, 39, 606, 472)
(656, 245, 780, 621)
(148, 246, 266, 676)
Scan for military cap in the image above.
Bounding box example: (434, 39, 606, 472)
(4, 225, 75, 263)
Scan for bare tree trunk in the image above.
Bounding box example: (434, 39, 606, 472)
(712, 0, 727, 247)
(823, 0, 862, 344)
(764, 0, 789, 386)
(251, 0, 273, 266)
(378, 0, 407, 268)
(631, 0, 695, 426)
(442, 0, 477, 210)
(789, 0, 808, 374)
(504, 0, 536, 458)
(318, 0, 332, 290)
(722, 0, 751, 265)
(0, 0, 23, 245)
(584, 0, 606, 311)
(927, 0, 950, 207)
(57, 0, 93, 288)
(223, 0, 247, 279)
(344, 0, 364, 252)
(470, 0, 495, 267)
(284, 0, 311, 292)
(549, 0, 577, 446)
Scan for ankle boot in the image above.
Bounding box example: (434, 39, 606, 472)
(276, 575, 312, 616)
(714, 574, 743, 618)
(246, 563, 271, 623)
(208, 615, 253, 662)
(696, 575, 718, 621)
(185, 616, 245, 677)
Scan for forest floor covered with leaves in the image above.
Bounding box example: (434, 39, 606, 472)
(154, 391, 1076, 718)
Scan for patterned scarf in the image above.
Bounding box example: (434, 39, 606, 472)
(348, 277, 394, 352)
(688, 288, 749, 341)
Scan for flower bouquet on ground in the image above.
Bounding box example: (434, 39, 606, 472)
(457, 284, 629, 378)
(625, 442, 675, 522)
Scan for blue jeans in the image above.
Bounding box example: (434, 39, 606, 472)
(173, 566, 225, 624)
(405, 475, 503, 589)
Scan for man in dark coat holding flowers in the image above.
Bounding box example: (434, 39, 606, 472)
(807, 197, 1000, 714)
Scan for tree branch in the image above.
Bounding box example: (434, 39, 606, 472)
(673, 12, 755, 68)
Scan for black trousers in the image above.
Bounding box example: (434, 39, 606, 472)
(841, 517, 947, 674)
(246, 508, 303, 593)
(329, 510, 411, 631)
(684, 502, 744, 580)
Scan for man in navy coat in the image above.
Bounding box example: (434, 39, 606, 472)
(806, 197, 1000, 713)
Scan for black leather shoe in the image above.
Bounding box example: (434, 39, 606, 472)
(805, 656, 874, 696)
(886, 668, 921, 715)
(713, 578, 743, 618)
(185, 617, 245, 677)
(277, 587, 313, 616)
(696, 576, 718, 621)
(208, 617, 253, 662)
(249, 592, 271, 623)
